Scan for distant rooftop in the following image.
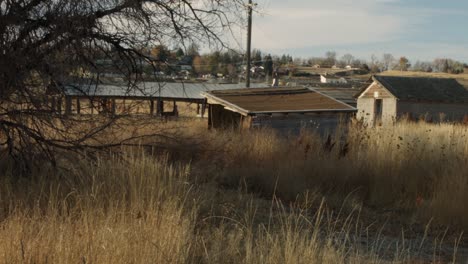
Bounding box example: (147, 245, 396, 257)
(203, 87, 356, 115)
(320, 74, 344, 79)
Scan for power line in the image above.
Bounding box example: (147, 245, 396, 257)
(191, 60, 268, 67)
(246, 0, 253, 88)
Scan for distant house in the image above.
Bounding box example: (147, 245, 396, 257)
(177, 56, 193, 71)
(320, 75, 347, 84)
(356, 75, 468, 125)
(202, 87, 356, 134)
(180, 65, 192, 71)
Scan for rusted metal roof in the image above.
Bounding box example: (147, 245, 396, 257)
(203, 87, 357, 116)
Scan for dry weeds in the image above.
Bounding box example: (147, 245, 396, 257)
(0, 119, 467, 263)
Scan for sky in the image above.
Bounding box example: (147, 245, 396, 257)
(240, 0, 468, 62)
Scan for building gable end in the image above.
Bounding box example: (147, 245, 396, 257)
(358, 81, 397, 100)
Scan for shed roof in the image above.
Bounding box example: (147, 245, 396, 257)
(370, 75, 468, 103)
(203, 87, 356, 115)
(63, 82, 266, 101)
(309, 87, 359, 105)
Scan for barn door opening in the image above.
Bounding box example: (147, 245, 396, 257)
(374, 99, 383, 125)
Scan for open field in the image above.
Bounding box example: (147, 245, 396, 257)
(295, 68, 468, 89)
(295, 66, 357, 76)
(0, 119, 467, 263)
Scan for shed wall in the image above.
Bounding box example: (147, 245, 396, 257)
(210, 104, 243, 129)
(382, 98, 398, 125)
(357, 98, 375, 125)
(357, 97, 397, 126)
(397, 101, 468, 122)
(357, 82, 397, 126)
(252, 113, 352, 136)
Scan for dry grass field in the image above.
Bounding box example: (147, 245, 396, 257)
(296, 68, 468, 88)
(295, 66, 356, 76)
(0, 119, 467, 263)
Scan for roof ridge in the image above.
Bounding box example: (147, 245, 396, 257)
(374, 75, 397, 96)
(210, 90, 309, 96)
(373, 75, 468, 103)
(378, 75, 459, 81)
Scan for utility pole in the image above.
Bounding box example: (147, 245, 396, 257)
(246, 0, 253, 88)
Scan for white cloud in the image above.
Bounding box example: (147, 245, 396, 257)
(223, 0, 468, 61)
(250, 0, 407, 51)
(253, 9, 403, 50)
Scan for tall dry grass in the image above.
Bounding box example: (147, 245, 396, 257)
(0, 154, 196, 263)
(0, 119, 466, 263)
(0, 153, 415, 263)
(198, 122, 467, 226)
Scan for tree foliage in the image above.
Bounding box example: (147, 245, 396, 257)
(175, 47, 185, 58)
(263, 54, 273, 76)
(382, 53, 395, 71)
(324, 51, 337, 66)
(398, 57, 410, 71)
(340, 54, 354, 66)
(0, 0, 242, 169)
(151, 45, 171, 63)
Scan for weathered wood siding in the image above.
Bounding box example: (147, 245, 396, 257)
(210, 104, 242, 129)
(357, 82, 397, 126)
(251, 112, 352, 136)
(357, 98, 376, 125)
(359, 82, 394, 99)
(208, 105, 351, 134)
(358, 81, 468, 124)
(397, 101, 468, 122)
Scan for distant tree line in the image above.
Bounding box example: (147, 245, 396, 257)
(130, 45, 468, 79)
(137, 44, 295, 79)
(366, 54, 466, 74)
(296, 51, 467, 75)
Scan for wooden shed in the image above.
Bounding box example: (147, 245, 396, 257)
(202, 87, 356, 134)
(356, 76, 468, 125)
